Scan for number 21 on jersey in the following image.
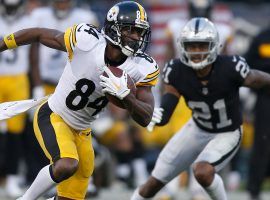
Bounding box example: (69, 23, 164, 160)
(188, 99, 232, 129)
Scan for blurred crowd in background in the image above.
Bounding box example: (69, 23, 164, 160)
(0, 0, 270, 200)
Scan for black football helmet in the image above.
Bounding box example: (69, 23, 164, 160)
(188, 0, 213, 19)
(0, 0, 25, 21)
(103, 1, 151, 57)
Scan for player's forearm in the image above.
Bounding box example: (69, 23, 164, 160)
(244, 69, 270, 90)
(30, 43, 43, 87)
(0, 28, 65, 52)
(123, 94, 153, 127)
(157, 93, 179, 126)
(0, 39, 7, 52)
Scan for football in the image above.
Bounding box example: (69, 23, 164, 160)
(103, 66, 136, 109)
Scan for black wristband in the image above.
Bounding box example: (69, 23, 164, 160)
(157, 93, 179, 126)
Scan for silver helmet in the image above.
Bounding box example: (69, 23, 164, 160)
(179, 17, 220, 70)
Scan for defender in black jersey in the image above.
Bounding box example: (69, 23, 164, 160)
(164, 55, 248, 133)
(131, 18, 270, 200)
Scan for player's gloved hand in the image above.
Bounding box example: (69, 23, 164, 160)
(28, 86, 45, 120)
(100, 66, 130, 100)
(147, 107, 164, 132)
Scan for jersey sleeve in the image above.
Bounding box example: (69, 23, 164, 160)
(64, 23, 100, 61)
(229, 55, 250, 86)
(136, 54, 160, 87)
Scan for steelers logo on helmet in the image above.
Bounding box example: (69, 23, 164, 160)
(107, 6, 119, 22)
(179, 17, 220, 70)
(102, 1, 151, 57)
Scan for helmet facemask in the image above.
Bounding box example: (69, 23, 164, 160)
(119, 23, 150, 56)
(181, 41, 218, 70)
(104, 22, 150, 57)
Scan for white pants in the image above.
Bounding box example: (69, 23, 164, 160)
(152, 119, 242, 183)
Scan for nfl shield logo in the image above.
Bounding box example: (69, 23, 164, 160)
(202, 87, 208, 95)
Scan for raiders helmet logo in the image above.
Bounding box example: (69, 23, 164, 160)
(107, 6, 119, 22)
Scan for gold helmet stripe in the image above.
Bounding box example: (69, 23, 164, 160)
(136, 2, 145, 21)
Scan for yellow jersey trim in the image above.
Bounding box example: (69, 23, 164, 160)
(137, 68, 159, 86)
(71, 24, 78, 46)
(146, 68, 160, 79)
(137, 77, 158, 86)
(64, 25, 78, 61)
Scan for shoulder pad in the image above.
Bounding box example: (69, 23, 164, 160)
(134, 53, 160, 87)
(75, 23, 101, 51)
(162, 59, 183, 84)
(219, 55, 250, 81)
(231, 55, 250, 79)
(64, 23, 101, 60)
(165, 59, 183, 70)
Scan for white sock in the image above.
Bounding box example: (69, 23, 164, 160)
(130, 188, 151, 200)
(189, 169, 208, 198)
(22, 165, 58, 200)
(132, 159, 148, 187)
(204, 174, 227, 200)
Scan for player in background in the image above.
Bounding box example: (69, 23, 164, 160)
(245, 24, 270, 200)
(0, 0, 39, 197)
(30, 0, 99, 99)
(0, 1, 159, 199)
(131, 17, 270, 200)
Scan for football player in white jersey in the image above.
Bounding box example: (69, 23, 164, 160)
(0, 0, 37, 197)
(26, 0, 99, 196)
(30, 0, 99, 97)
(0, 1, 159, 200)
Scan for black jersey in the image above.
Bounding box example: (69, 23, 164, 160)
(163, 55, 250, 133)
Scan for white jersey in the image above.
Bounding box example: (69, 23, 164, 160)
(31, 7, 98, 84)
(0, 14, 36, 75)
(48, 23, 159, 130)
(167, 18, 233, 58)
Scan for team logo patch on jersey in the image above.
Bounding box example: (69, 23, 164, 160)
(7, 35, 12, 40)
(107, 6, 119, 22)
(202, 87, 209, 95)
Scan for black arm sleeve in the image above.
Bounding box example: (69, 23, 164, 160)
(157, 93, 179, 126)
